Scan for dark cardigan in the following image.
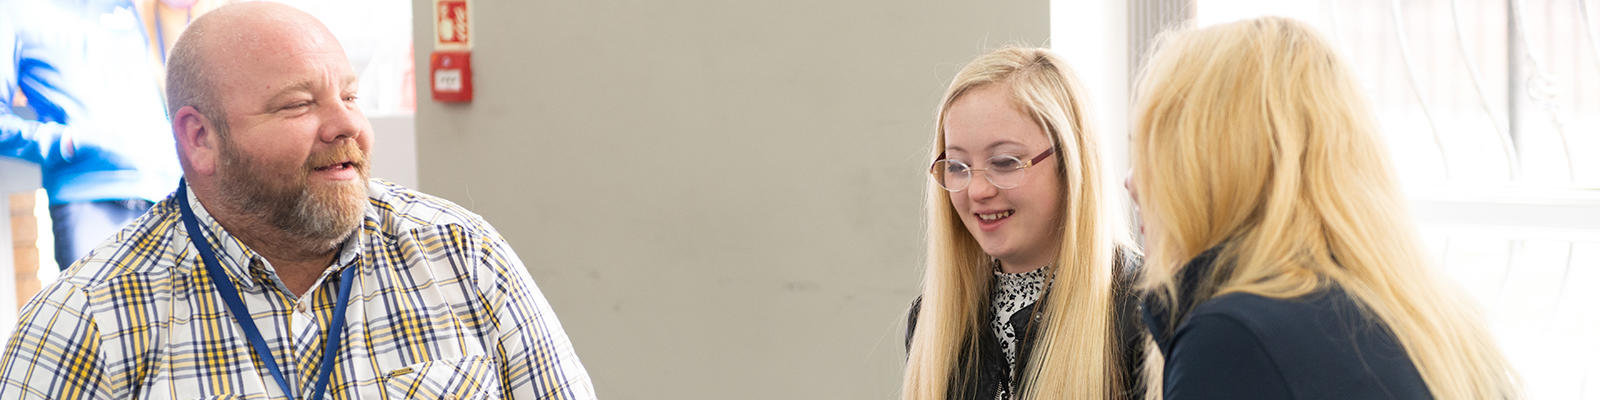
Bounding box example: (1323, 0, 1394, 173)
(1142, 250, 1431, 399)
(904, 250, 1146, 399)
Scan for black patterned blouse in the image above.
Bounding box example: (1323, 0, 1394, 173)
(989, 264, 1047, 386)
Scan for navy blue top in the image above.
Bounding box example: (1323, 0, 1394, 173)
(1143, 251, 1432, 399)
(1, 0, 179, 204)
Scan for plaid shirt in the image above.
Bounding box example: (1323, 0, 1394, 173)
(0, 179, 595, 399)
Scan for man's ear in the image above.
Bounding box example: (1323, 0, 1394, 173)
(174, 106, 220, 176)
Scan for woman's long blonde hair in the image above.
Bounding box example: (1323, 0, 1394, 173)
(902, 47, 1133, 400)
(1131, 17, 1520, 399)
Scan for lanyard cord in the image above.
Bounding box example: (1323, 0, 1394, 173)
(177, 180, 355, 399)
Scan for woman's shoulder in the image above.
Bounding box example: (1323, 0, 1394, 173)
(1184, 288, 1366, 353)
(1190, 291, 1316, 321)
(1178, 288, 1430, 398)
(1186, 287, 1361, 340)
(1112, 246, 1146, 330)
(905, 296, 923, 351)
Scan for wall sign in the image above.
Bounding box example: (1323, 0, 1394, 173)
(431, 0, 471, 102)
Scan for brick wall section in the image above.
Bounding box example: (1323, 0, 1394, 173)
(9, 192, 42, 310)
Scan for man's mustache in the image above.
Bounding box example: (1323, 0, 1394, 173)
(303, 142, 369, 175)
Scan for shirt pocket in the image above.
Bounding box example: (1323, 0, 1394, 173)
(381, 355, 502, 400)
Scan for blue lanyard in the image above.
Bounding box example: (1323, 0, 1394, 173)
(176, 180, 355, 400)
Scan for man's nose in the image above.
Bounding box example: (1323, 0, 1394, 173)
(318, 99, 365, 143)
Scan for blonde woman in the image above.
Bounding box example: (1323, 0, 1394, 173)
(1128, 17, 1520, 398)
(903, 47, 1145, 400)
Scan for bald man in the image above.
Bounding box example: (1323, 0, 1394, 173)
(0, 3, 595, 399)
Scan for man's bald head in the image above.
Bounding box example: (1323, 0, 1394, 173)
(165, 2, 345, 137)
(165, 2, 372, 258)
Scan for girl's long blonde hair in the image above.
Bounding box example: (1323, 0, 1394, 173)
(902, 47, 1134, 400)
(1131, 17, 1520, 399)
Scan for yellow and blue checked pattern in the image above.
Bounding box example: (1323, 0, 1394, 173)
(0, 179, 595, 399)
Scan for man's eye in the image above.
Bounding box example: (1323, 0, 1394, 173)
(282, 101, 312, 110)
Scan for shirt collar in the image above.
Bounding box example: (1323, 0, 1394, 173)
(182, 184, 363, 290)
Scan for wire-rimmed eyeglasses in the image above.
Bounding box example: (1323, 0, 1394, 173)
(928, 148, 1055, 192)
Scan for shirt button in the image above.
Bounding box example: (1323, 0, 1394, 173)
(443, 395, 458, 400)
(296, 303, 309, 313)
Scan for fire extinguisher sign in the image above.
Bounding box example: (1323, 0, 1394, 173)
(435, 0, 470, 50)
(430, 0, 473, 102)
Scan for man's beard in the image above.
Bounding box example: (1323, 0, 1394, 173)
(215, 138, 370, 253)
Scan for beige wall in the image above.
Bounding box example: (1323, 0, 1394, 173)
(411, 1, 1046, 398)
